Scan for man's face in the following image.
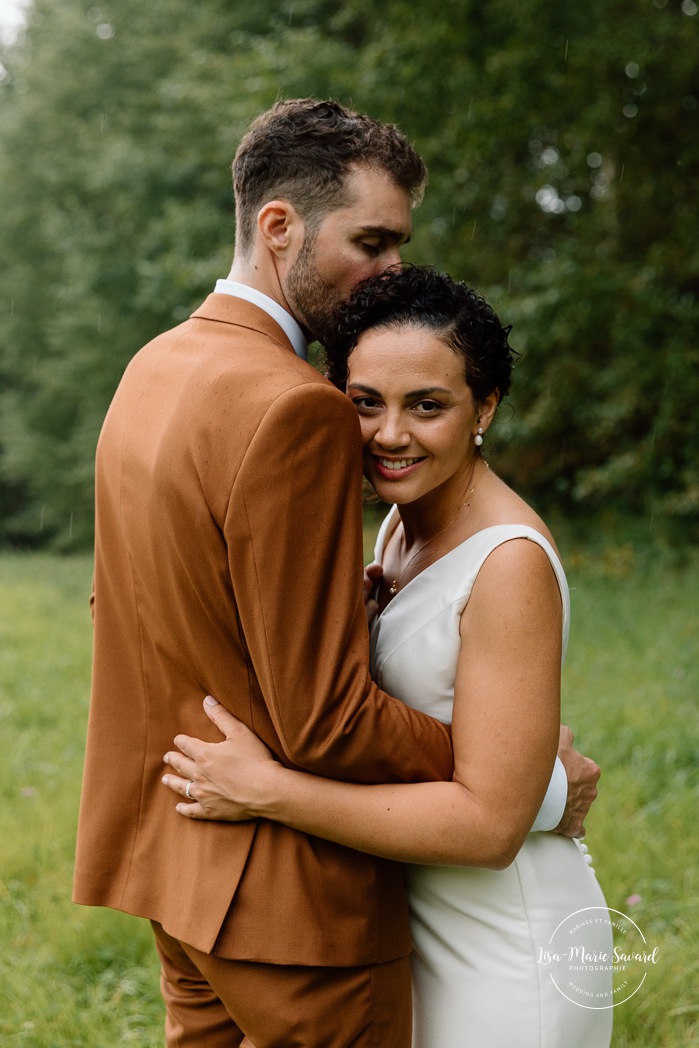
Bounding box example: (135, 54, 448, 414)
(284, 165, 413, 342)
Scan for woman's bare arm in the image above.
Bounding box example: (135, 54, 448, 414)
(163, 539, 562, 870)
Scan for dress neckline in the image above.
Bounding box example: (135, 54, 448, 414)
(373, 506, 565, 619)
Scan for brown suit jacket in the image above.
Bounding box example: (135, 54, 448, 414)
(73, 293, 453, 966)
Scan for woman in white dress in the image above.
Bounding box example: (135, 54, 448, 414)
(163, 267, 613, 1047)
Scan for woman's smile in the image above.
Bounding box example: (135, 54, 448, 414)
(371, 455, 427, 479)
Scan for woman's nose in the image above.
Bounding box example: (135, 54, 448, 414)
(375, 413, 410, 448)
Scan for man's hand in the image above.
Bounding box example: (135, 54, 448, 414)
(363, 561, 383, 624)
(554, 725, 600, 838)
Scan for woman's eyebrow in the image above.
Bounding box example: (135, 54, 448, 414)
(348, 383, 452, 398)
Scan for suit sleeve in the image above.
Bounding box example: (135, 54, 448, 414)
(226, 381, 454, 785)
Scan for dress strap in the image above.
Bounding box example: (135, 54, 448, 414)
(372, 505, 400, 563)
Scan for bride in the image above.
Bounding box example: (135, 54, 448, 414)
(162, 266, 613, 1047)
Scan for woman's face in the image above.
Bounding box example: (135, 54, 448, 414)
(346, 323, 484, 507)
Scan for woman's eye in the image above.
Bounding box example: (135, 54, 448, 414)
(415, 400, 441, 414)
(352, 396, 380, 412)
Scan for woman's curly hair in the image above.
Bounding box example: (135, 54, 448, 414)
(323, 265, 517, 405)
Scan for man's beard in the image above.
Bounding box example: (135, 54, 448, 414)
(284, 232, 343, 344)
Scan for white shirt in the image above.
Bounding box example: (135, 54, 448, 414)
(532, 756, 567, 831)
(214, 279, 308, 360)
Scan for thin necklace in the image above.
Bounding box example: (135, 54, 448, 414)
(388, 463, 484, 597)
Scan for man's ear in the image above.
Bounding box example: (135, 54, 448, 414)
(257, 200, 304, 258)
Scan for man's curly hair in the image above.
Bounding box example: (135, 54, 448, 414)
(323, 265, 517, 405)
(232, 99, 427, 256)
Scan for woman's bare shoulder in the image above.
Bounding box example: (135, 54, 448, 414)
(479, 471, 561, 557)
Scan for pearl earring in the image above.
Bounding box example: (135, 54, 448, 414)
(474, 426, 484, 447)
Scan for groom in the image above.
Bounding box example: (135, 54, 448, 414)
(74, 99, 599, 1047)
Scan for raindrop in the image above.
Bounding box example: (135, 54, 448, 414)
(541, 147, 560, 165)
(681, 95, 697, 110)
(96, 23, 114, 39)
(566, 195, 583, 212)
(586, 152, 603, 168)
(625, 62, 640, 78)
(623, 103, 639, 118)
(590, 185, 608, 201)
(681, 0, 697, 14)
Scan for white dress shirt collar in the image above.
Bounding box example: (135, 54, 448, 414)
(214, 279, 308, 360)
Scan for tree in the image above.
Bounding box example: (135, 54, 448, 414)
(1, 0, 696, 547)
(0, 0, 286, 546)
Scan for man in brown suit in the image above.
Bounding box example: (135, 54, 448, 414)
(74, 99, 597, 1047)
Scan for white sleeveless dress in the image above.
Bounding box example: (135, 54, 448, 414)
(372, 512, 613, 1048)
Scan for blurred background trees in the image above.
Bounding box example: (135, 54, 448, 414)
(1, 0, 697, 548)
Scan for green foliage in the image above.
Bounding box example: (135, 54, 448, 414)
(0, 0, 697, 546)
(1, 543, 697, 1044)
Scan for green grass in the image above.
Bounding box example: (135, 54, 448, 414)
(1, 535, 697, 1046)
(0, 554, 163, 1045)
(557, 533, 699, 1047)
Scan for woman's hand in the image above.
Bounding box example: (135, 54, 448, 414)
(363, 561, 383, 624)
(162, 696, 279, 821)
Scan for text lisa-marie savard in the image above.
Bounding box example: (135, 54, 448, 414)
(538, 947, 659, 967)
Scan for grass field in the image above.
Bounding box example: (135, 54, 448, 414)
(1, 529, 697, 1045)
